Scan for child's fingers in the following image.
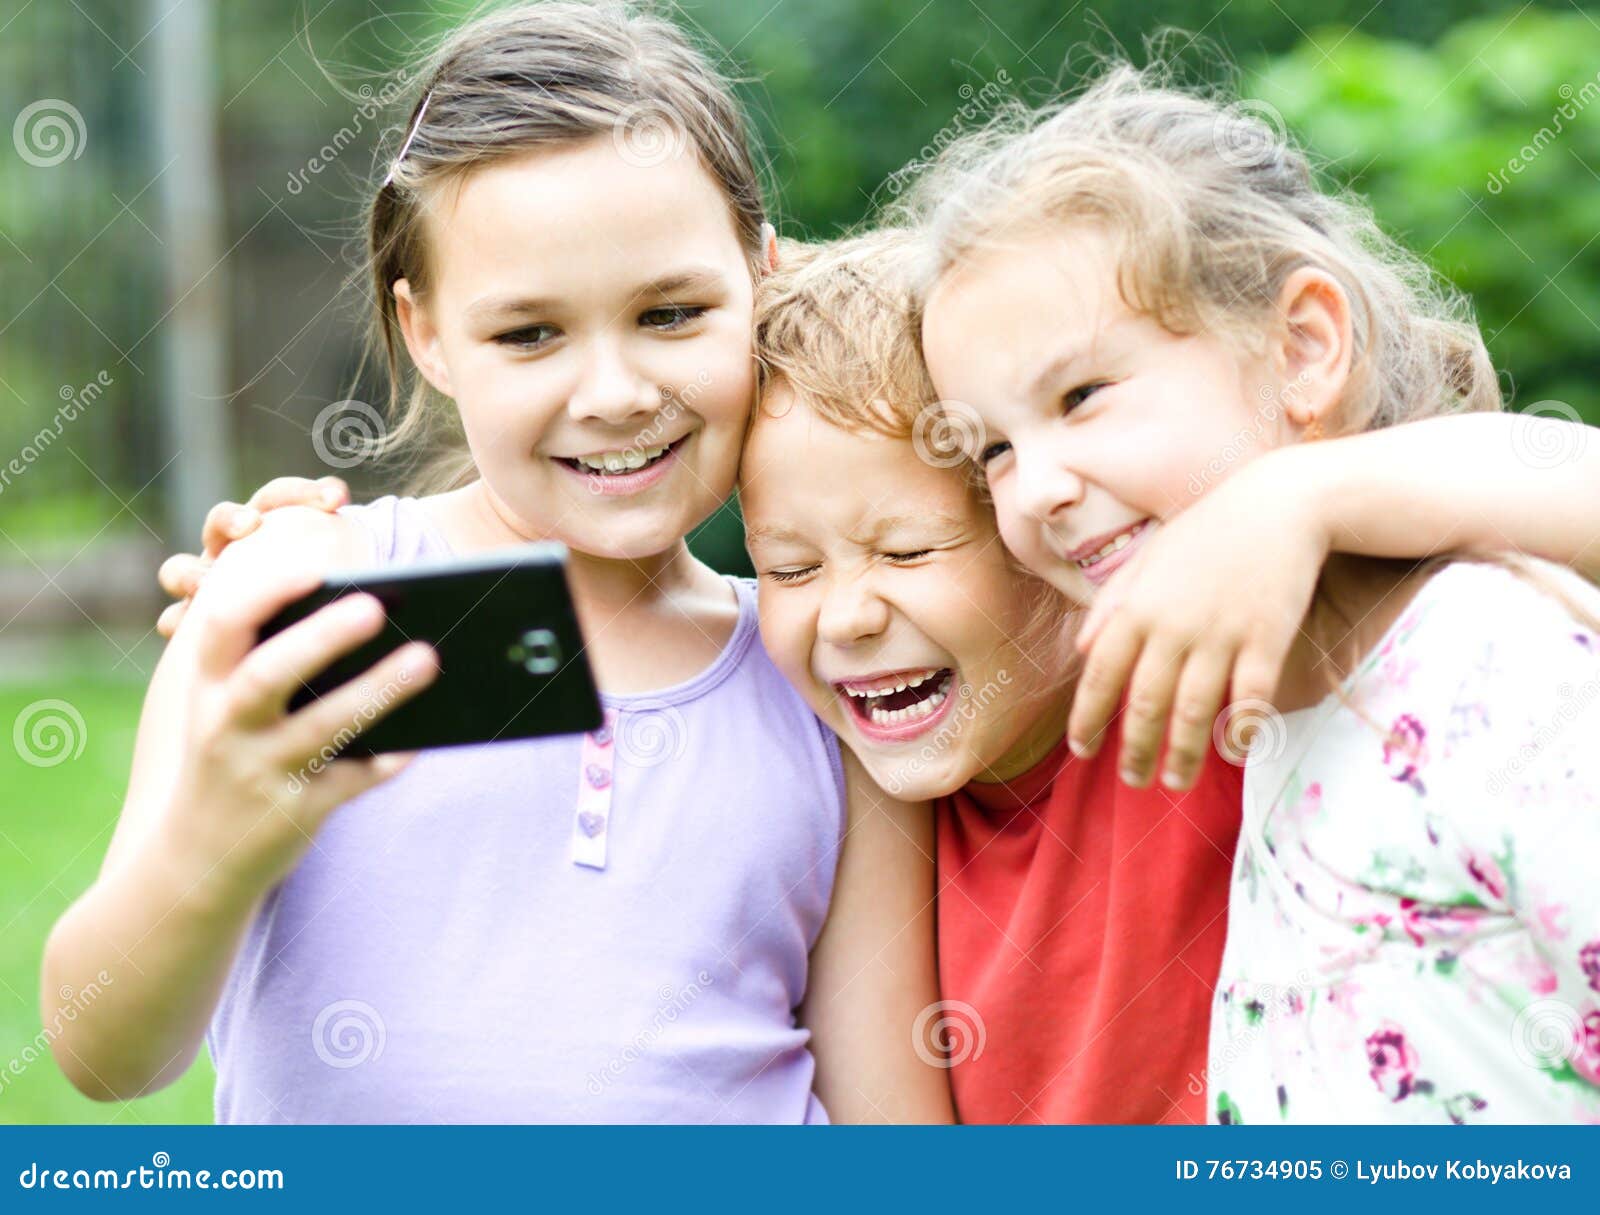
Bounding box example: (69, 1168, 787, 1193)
(1227, 631, 1293, 722)
(1159, 645, 1235, 791)
(156, 600, 189, 639)
(1067, 616, 1143, 759)
(158, 552, 208, 600)
(277, 643, 437, 764)
(297, 752, 416, 826)
(224, 594, 388, 727)
(200, 502, 258, 558)
(246, 475, 347, 515)
(1115, 638, 1186, 787)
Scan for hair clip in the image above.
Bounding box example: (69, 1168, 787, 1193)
(383, 89, 433, 188)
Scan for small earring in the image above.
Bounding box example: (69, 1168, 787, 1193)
(1302, 416, 1325, 442)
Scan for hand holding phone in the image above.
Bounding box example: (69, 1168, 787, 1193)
(257, 544, 602, 754)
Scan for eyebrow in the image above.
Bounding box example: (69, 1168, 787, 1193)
(465, 267, 728, 323)
(1025, 344, 1089, 400)
(744, 512, 970, 551)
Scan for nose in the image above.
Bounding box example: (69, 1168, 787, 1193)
(816, 569, 891, 647)
(567, 336, 658, 427)
(1011, 440, 1084, 526)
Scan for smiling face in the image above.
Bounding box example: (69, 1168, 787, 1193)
(740, 380, 1073, 799)
(920, 227, 1283, 601)
(396, 137, 757, 559)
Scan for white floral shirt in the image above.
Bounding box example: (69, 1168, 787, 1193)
(1208, 561, 1600, 1124)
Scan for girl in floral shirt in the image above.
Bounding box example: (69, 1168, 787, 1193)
(906, 64, 1600, 1122)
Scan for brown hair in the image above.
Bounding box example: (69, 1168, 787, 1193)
(360, 0, 768, 488)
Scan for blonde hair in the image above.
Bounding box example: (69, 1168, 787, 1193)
(897, 60, 1599, 652)
(899, 62, 1500, 433)
(360, 0, 768, 489)
(754, 229, 934, 437)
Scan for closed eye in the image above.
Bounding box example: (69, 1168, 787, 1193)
(977, 439, 1011, 467)
(1063, 381, 1109, 413)
(885, 549, 932, 564)
(764, 565, 818, 584)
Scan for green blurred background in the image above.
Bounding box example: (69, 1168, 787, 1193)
(2, 0, 1598, 1123)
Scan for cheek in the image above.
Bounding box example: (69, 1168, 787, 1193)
(757, 600, 818, 688)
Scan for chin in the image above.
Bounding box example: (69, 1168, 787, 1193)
(856, 747, 972, 802)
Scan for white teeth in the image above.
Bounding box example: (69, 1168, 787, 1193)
(1076, 521, 1147, 568)
(862, 675, 953, 727)
(575, 442, 671, 473)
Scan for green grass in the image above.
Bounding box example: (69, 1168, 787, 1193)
(0, 672, 215, 1125)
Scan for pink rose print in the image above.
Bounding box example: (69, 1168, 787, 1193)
(1576, 1010, 1600, 1087)
(1382, 714, 1429, 795)
(1397, 898, 1484, 948)
(1581, 940, 1600, 994)
(1460, 847, 1510, 902)
(1366, 1021, 1421, 1101)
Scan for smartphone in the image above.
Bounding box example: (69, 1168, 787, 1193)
(256, 544, 602, 754)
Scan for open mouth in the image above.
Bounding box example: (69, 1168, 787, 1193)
(557, 433, 687, 477)
(834, 667, 955, 734)
(1070, 518, 1152, 585)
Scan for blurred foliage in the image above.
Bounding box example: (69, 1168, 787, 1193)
(1251, 9, 1600, 424)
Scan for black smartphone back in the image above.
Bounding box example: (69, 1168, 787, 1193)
(257, 544, 602, 755)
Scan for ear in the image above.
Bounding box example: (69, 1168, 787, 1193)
(1270, 267, 1352, 434)
(393, 278, 453, 398)
(762, 222, 779, 273)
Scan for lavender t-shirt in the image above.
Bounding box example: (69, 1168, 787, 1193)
(206, 497, 846, 1123)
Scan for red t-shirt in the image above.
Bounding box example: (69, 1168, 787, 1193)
(934, 718, 1244, 1124)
